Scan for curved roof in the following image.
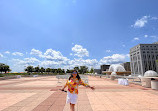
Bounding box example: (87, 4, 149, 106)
(144, 70, 158, 77)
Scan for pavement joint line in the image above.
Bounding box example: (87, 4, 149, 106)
(32, 90, 66, 111)
(1, 90, 53, 111)
(0, 77, 53, 86)
(0, 87, 59, 90)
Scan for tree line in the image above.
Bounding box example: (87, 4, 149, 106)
(0, 63, 94, 74)
(25, 66, 65, 74)
(0, 63, 11, 73)
(73, 66, 94, 74)
(25, 66, 94, 74)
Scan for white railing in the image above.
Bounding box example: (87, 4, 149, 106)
(56, 74, 89, 84)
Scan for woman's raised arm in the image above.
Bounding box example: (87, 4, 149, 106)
(79, 79, 95, 90)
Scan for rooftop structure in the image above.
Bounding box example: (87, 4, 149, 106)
(130, 43, 158, 76)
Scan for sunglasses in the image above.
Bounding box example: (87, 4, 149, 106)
(73, 72, 77, 74)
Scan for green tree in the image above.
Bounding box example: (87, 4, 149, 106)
(3, 65, 11, 73)
(51, 69, 56, 73)
(0, 63, 11, 73)
(62, 69, 65, 74)
(90, 68, 94, 73)
(57, 68, 62, 74)
(74, 66, 79, 71)
(79, 66, 88, 74)
(66, 69, 74, 73)
(25, 66, 34, 73)
(40, 67, 45, 73)
(54, 69, 58, 74)
(34, 66, 40, 73)
(0, 63, 5, 73)
(46, 68, 51, 74)
(66, 69, 70, 73)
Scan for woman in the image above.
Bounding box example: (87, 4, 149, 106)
(61, 70, 94, 111)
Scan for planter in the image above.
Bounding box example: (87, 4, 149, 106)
(110, 75, 115, 80)
(151, 80, 158, 90)
(118, 78, 129, 86)
(141, 78, 151, 88)
(106, 74, 110, 78)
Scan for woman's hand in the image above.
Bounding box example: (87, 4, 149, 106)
(61, 88, 65, 91)
(90, 86, 95, 90)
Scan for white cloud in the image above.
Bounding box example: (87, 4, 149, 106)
(44, 49, 69, 61)
(144, 35, 148, 38)
(40, 60, 59, 68)
(9, 47, 130, 72)
(143, 34, 158, 42)
(0, 53, 3, 57)
(30, 48, 43, 57)
(70, 53, 73, 56)
(11, 57, 41, 72)
(126, 54, 130, 57)
(106, 50, 112, 53)
(132, 16, 149, 28)
(29, 48, 70, 68)
(40, 58, 70, 69)
(150, 35, 157, 38)
(132, 16, 158, 28)
(150, 35, 158, 42)
(5, 51, 10, 54)
(122, 45, 126, 47)
(72, 44, 89, 57)
(12, 52, 24, 56)
(133, 37, 139, 41)
(24, 57, 41, 64)
(99, 54, 129, 65)
(151, 17, 158, 20)
(30, 48, 69, 62)
(12, 57, 40, 66)
(66, 58, 98, 69)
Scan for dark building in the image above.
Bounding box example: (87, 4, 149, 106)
(101, 65, 110, 73)
(121, 62, 131, 71)
(94, 69, 101, 74)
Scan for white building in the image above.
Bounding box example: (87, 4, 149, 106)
(130, 43, 158, 76)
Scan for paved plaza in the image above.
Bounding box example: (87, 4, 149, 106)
(0, 75, 158, 111)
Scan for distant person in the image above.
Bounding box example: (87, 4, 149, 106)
(61, 70, 95, 111)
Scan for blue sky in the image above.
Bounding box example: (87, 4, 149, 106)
(0, 0, 158, 72)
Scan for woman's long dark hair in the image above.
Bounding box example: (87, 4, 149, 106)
(69, 70, 81, 80)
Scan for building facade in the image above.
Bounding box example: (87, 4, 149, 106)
(94, 69, 101, 74)
(121, 62, 131, 71)
(130, 43, 158, 76)
(101, 65, 110, 73)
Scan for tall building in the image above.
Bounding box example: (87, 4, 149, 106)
(130, 43, 158, 76)
(101, 65, 110, 73)
(121, 62, 131, 71)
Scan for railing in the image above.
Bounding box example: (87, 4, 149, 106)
(88, 73, 141, 82)
(56, 74, 89, 84)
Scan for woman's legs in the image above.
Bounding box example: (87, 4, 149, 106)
(70, 103, 72, 111)
(70, 103, 75, 111)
